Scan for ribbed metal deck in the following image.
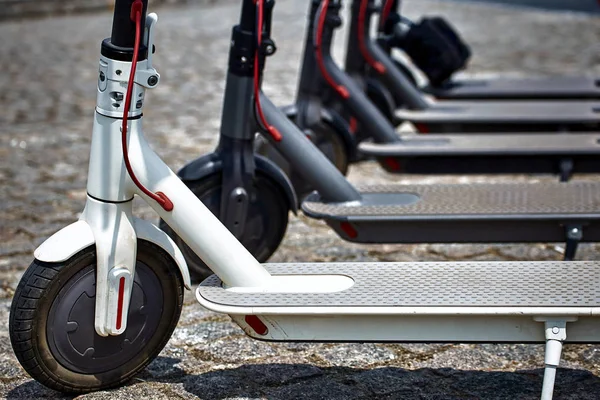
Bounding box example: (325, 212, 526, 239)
(198, 261, 600, 309)
(303, 182, 600, 218)
(358, 133, 600, 156)
(301, 182, 600, 243)
(426, 76, 600, 100)
(395, 101, 599, 123)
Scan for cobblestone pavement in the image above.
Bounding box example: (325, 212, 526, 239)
(1, 1, 600, 398)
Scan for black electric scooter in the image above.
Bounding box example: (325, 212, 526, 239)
(376, 0, 600, 101)
(167, 0, 600, 282)
(325, 0, 599, 134)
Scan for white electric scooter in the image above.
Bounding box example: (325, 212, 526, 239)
(9, 1, 600, 398)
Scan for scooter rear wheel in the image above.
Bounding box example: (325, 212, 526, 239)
(160, 172, 289, 282)
(9, 240, 184, 393)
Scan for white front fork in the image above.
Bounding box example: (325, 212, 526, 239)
(82, 198, 137, 336)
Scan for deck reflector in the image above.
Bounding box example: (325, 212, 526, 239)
(384, 157, 402, 172)
(245, 315, 268, 336)
(340, 222, 358, 239)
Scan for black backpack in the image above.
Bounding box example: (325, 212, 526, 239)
(400, 16, 471, 87)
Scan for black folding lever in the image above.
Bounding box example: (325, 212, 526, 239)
(564, 225, 583, 261)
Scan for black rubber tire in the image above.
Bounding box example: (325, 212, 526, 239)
(9, 240, 184, 393)
(369, 59, 419, 117)
(392, 59, 419, 87)
(366, 60, 419, 130)
(160, 172, 289, 282)
(310, 120, 349, 176)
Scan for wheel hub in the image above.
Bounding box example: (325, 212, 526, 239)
(47, 263, 164, 374)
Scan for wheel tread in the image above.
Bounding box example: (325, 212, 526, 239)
(9, 242, 184, 394)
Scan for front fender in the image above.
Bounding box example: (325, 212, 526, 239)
(175, 152, 298, 214)
(34, 219, 192, 290)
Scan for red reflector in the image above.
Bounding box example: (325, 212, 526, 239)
(374, 62, 386, 75)
(245, 315, 268, 336)
(415, 123, 429, 134)
(384, 157, 402, 172)
(349, 117, 358, 134)
(116, 277, 125, 330)
(340, 221, 358, 239)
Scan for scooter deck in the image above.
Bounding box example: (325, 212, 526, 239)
(425, 76, 600, 101)
(395, 101, 599, 132)
(358, 133, 600, 175)
(301, 182, 600, 243)
(197, 261, 600, 342)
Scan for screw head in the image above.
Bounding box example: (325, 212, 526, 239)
(552, 327, 560, 334)
(147, 75, 159, 86)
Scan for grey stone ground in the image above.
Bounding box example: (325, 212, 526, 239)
(1, 1, 600, 398)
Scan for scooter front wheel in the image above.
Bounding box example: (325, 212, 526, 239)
(9, 240, 184, 393)
(160, 172, 289, 282)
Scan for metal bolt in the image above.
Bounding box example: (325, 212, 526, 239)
(265, 45, 274, 55)
(110, 91, 124, 101)
(147, 76, 159, 86)
(241, 56, 247, 63)
(571, 228, 579, 235)
(552, 327, 560, 334)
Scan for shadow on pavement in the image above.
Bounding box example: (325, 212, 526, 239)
(176, 363, 600, 399)
(6, 359, 600, 399)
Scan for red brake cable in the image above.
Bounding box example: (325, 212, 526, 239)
(379, 0, 394, 32)
(122, 0, 173, 211)
(253, 0, 282, 142)
(314, 0, 349, 99)
(358, 0, 385, 74)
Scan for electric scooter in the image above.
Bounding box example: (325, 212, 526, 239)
(318, 0, 600, 134)
(376, 0, 600, 101)
(279, 0, 600, 175)
(160, 0, 600, 282)
(9, 2, 600, 398)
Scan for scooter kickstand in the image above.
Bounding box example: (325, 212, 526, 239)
(536, 318, 573, 400)
(558, 158, 574, 182)
(563, 225, 583, 261)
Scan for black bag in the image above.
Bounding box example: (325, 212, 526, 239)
(401, 17, 471, 86)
